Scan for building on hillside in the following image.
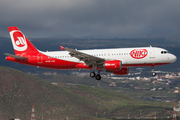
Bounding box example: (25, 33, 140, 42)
(109, 82, 117, 87)
(174, 90, 179, 93)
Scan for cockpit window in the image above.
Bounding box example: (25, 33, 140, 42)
(161, 51, 169, 54)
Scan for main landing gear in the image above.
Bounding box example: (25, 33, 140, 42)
(90, 70, 102, 80)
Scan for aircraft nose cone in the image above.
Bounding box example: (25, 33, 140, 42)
(171, 54, 177, 63)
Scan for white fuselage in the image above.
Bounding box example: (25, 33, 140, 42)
(42, 47, 176, 67)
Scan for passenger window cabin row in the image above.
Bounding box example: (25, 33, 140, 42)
(48, 52, 130, 59)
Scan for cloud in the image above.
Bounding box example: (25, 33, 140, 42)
(0, 0, 180, 38)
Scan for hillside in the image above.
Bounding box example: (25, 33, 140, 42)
(0, 66, 173, 119)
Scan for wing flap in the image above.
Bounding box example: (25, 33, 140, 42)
(4, 53, 28, 60)
(62, 47, 105, 67)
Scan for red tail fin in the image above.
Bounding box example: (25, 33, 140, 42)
(8, 27, 38, 55)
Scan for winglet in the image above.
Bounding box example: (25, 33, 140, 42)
(59, 46, 65, 51)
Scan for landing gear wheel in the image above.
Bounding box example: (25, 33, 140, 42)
(151, 66, 156, 76)
(90, 72, 96, 78)
(152, 72, 156, 76)
(95, 74, 101, 80)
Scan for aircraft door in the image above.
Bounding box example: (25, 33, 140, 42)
(37, 53, 43, 63)
(149, 48, 155, 59)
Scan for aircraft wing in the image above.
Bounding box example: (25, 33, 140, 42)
(61, 46, 105, 67)
(4, 53, 28, 60)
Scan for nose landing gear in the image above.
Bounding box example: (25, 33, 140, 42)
(151, 66, 156, 76)
(152, 72, 156, 76)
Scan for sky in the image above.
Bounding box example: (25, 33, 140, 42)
(0, 0, 180, 38)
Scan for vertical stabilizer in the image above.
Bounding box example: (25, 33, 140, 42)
(8, 27, 38, 55)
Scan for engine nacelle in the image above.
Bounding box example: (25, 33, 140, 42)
(113, 67, 129, 75)
(76, 63, 91, 69)
(104, 60, 122, 71)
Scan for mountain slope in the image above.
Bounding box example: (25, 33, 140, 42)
(0, 66, 100, 119)
(0, 66, 172, 119)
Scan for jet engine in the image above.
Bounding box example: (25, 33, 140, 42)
(104, 60, 122, 71)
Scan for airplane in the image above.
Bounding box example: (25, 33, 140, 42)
(5, 26, 177, 80)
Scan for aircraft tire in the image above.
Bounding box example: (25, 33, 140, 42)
(95, 74, 101, 80)
(90, 72, 96, 78)
(152, 72, 156, 76)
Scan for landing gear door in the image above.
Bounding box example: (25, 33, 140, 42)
(149, 48, 155, 59)
(37, 53, 43, 63)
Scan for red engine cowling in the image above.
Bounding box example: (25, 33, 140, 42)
(113, 67, 129, 75)
(104, 60, 122, 71)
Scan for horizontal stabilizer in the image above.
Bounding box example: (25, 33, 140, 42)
(4, 53, 28, 60)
